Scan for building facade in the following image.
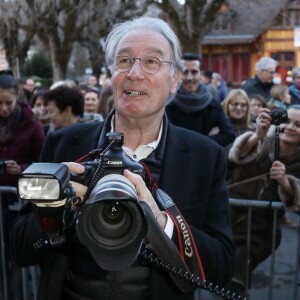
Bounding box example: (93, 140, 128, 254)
(201, 0, 299, 87)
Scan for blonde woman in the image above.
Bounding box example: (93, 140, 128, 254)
(222, 89, 256, 136)
(268, 84, 291, 110)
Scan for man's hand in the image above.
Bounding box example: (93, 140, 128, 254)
(63, 162, 87, 199)
(123, 169, 167, 229)
(5, 160, 22, 175)
(208, 126, 220, 136)
(255, 109, 272, 139)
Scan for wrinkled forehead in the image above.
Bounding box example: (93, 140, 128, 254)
(115, 29, 172, 57)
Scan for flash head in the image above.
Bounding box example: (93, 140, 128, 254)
(18, 163, 70, 201)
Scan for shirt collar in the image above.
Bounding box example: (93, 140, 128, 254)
(110, 115, 163, 161)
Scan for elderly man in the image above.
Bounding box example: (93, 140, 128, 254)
(10, 17, 234, 300)
(242, 56, 278, 101)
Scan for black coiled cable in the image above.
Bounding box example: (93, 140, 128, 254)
(139, 249, 247, 300)
(84, 140, 117, 200)
(84, 156, 108, 201)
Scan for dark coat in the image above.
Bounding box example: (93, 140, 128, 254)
(10, 115, 234, 300)
(166, 97, 236, 147)
(288, 84, 300, 105)
(0, 103, 45, 188)
(241, 75, 273, 101)
(227, 130, 300, 286)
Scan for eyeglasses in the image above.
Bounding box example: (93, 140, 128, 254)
(229, 102, 247, 109)
(263, 69, 276, 75)
(114, 55, 173, 74)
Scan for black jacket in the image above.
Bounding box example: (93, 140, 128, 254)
(241, 75, 273, 101)
(166, 85, 236, 147)
(288, 84, 300, 105)
(10, 114, 234, 300)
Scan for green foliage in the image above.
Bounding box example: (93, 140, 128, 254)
(22, 51, 53, 79)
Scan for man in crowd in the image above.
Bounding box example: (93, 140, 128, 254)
(212, 72, 228, 103)
(201, 70, 218, 100)
(87, 74, 101, 93)
(242, 56, 278, 101)
(289, 66, 300, 105)
(166, 52, 236, 147)
(22, 77, 35, 103)
(10, 17, 234, 300)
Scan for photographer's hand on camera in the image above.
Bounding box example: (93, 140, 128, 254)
(64, 162, 88, 201)
(124, 169, 167, 229)
(237, 109, 272, 157)
(5, 160, 22, 175)
(255, 109, 272, 139)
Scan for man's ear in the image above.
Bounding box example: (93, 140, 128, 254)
(170, 70, 182, 94)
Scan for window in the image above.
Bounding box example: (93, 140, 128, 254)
(272, 9, 300, 28)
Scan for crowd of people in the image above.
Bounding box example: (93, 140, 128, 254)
(0, 15, 299, 300)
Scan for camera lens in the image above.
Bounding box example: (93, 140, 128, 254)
(80, 200, 141, 247)
(76, 174, 147, 263)
(103, 202, 124, 224)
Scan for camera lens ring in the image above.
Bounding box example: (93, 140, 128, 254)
(76, 174, 146, 250)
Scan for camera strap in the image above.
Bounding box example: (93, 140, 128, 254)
(154, 189, 206, 283)
(141, 201, 199, 293)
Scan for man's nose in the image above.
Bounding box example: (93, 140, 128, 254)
(185, 71, 193, 80)
(0, 105, 8, 112)
(127, 59, 144, 80)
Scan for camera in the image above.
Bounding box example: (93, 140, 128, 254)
(17, 133, 148, 271)
(0, 160, 6, 176)
(267, 108, 288, 126)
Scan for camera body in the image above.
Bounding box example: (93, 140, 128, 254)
(267, 108, 288, 126)
(72, 132, 144, 188)
(0, 160, 6, 176)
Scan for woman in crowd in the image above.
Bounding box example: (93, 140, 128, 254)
(43, 85, 84, 130)
(249, 93, 267, 123)
(268, 84, 291, 110)
(0, 70, 45, 200)
(0, 70, 45, 299)
(226, 105, 300, 297)
(30, 88, 53, 135)
(98, 85, 114, 118)
(222, 88, 256, 136)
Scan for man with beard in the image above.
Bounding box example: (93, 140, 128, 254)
(166, 52, 236, 147)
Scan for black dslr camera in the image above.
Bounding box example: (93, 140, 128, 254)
(18, 133, 148, 271)
(267, 108, 288, 126)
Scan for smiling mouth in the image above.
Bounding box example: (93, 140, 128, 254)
(124, 90, 146, 96)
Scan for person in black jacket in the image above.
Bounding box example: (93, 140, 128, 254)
(241, 57, 278, 101)
(10, 17, 234, 300)
(288, 67, 300, 105)
(166, 52, 236, 147)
